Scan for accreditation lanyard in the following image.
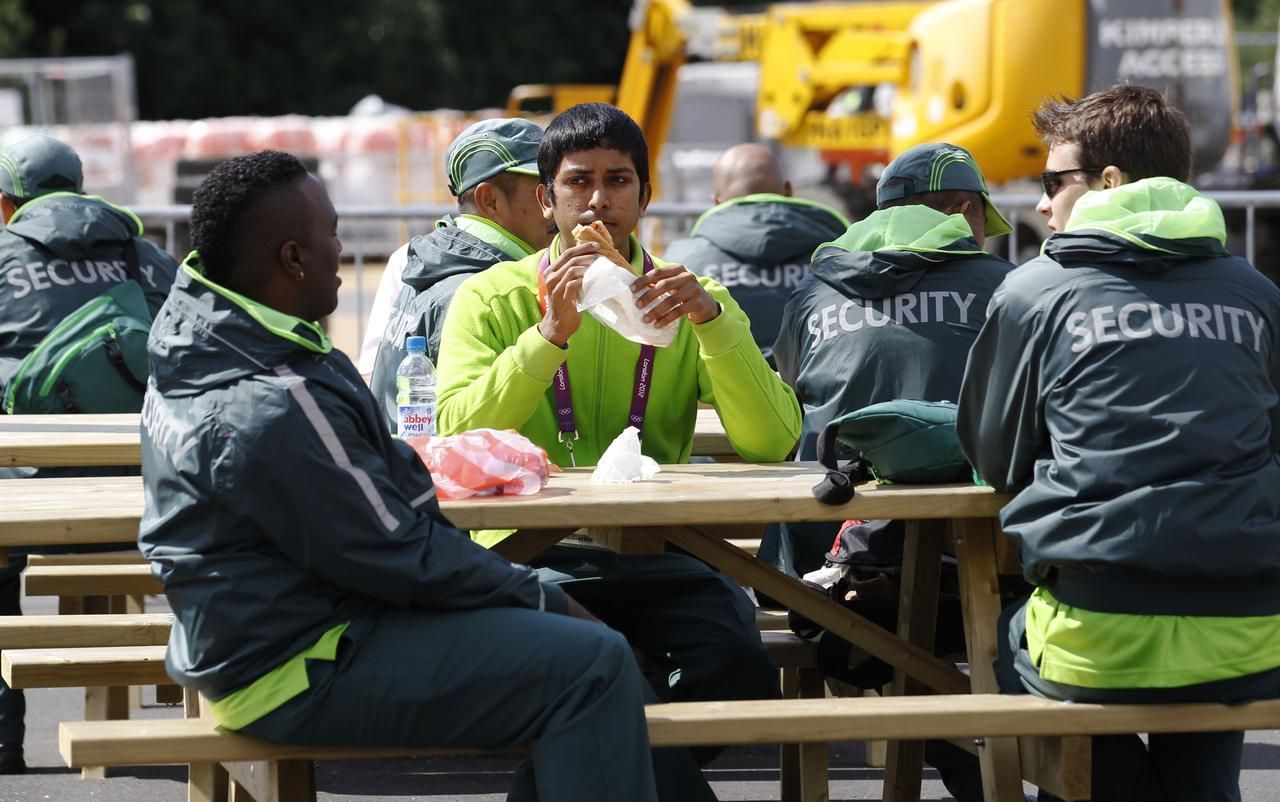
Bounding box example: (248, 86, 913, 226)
(537, 247, 657, 466)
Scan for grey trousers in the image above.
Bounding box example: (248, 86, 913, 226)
(240, 606, 658, 802)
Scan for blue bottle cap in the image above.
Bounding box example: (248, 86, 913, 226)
(406, 336, 426, 352)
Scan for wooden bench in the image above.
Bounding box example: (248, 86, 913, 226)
(25, 551, 146, 566)
(60, 695, 1280, 802)
(0, 633, 819, 692)
(0, 613, 172, 648)
(23, 562, 160, 598)
(2, 645, 169, 689)
(6, 632, 828, 800)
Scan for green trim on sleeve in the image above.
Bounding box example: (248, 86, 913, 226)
(207, 622, 350, 730)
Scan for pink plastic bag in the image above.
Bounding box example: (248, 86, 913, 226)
(405, 429, 552, 500)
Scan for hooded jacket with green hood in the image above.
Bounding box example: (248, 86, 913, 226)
(663, 194, 848, 362)
(139, 255, 568, 708)
(0, 192, 178, 390)
(958, 178, 1280, 690)
(774, 205, 1011, 461)
(436, 233, 802, 547)
(368, 215, 535, 427)
(762, 206, 1010, 578)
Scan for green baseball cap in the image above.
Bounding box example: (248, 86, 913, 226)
(0, 134, 84, 201)
(876, 142, 1012, 238)
(445, 118, 542, 197)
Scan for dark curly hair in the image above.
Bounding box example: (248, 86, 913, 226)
(190, 151, 309, 283)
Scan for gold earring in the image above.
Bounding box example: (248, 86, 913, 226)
(296, 271, 305, 282)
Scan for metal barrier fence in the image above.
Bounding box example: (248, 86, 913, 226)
(134, 190, 1280, 346)
(988, 190, 1280, 268)
(134, 202, 710, 343)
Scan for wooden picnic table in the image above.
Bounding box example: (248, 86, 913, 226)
(0, 414, 140, 467)
(0, 463, 1044, 801)
(0, 410, 736, 466)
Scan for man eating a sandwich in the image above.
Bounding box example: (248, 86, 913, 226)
(435, 102, 801, 802)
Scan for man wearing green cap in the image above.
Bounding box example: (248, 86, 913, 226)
(766, 142, 1013, 580)
(367, 118, 552, 427)
(0, 134, 178, 392)
(0, 133, 178, 774)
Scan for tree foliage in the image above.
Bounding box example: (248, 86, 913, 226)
(3, 0, 1276, 119)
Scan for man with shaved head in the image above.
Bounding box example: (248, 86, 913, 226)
(140, 150, 659, 801)
(664, 143, 847, 363)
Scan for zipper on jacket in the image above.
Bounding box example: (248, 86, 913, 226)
(38, 323, 118, 397)
(5, 295, 113, 412)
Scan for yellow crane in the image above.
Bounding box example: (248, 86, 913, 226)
(510, 0, 1238, 189)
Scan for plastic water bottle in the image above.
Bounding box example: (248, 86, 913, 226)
(396, 336, 436, 438)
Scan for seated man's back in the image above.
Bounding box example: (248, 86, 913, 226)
(770, 142, 1011, 577)
(0, 135, 177, 392)
(664, 144, 848, 362)
(140, 151, 658, 802)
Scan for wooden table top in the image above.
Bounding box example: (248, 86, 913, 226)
(0, 415, 140, 468)
(0, 410, 735, 466)
(0, 464, 1010, 547)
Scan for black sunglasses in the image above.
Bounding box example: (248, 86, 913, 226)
(1041, 167, 1102, 199)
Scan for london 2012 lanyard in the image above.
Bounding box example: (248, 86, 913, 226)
(537, 247, 657, 466)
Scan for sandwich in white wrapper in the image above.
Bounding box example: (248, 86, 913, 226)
(572, 221, 679, 347)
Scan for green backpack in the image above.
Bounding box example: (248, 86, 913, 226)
(812, 400, 976, 504)
(4, 240, 152, 414)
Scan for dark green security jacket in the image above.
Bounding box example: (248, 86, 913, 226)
(369, 216, 520, 427)
(774, 205, 1011, 461)
(959, 178, 1280, 618)
(139, 255, 567, 697)
(664, 194, 848, 362)
(0, 192, 178, 391)
(765, 206, 1010, 577)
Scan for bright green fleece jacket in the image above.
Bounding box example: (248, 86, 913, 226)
(437, 233, 802, 542)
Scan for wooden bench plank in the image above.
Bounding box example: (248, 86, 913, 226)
(25, 551, 146, 566)
(60, 695, 1280, 768)
(755, 608, 789, 631)
(2, 645, 168, 688)
(23, 563, 161, 597)
(0, 614, 172, 648)
(0, 635, 813, 689)
(761, 631, 818, 667)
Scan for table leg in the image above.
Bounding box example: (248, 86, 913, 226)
(490, 529, 578, 565)
(660, 525, 970, 695)
(883, 520, 946, 802)
(954, 519, 1024, 802)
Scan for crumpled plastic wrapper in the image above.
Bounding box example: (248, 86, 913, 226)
(576, 256, 679, 347)
(407, 428, 552, 499)
(591, 426, 660, 484)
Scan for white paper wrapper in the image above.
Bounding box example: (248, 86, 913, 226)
(575, 256, 679, 347)
(591, 426, 660, 484)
